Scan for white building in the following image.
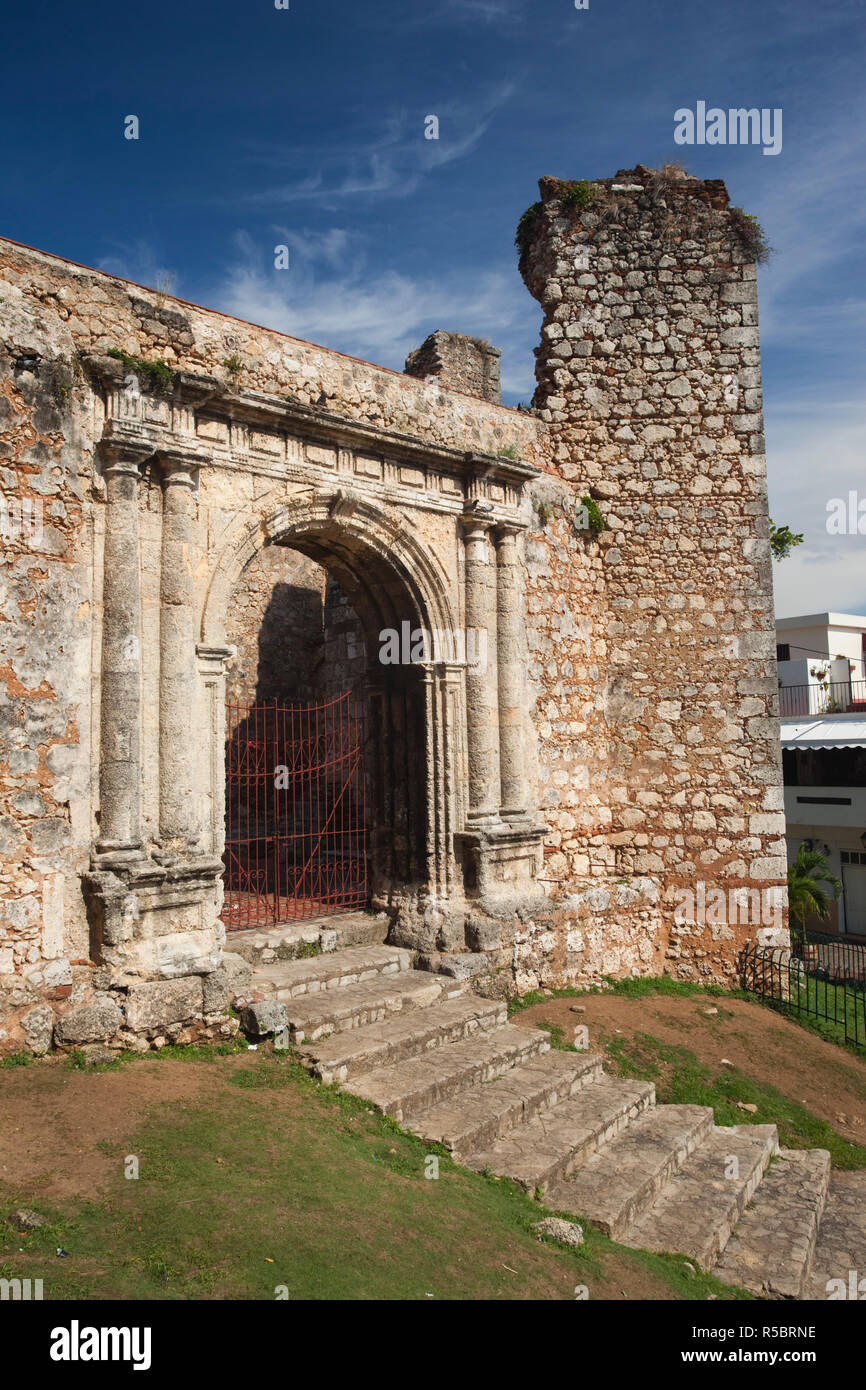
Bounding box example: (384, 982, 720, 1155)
(782, 715, 866, 938)
(776, 612, 866, 716)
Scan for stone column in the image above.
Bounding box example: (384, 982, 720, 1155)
(461, 514, 500, 824)
(495, 525, 528, 820)
(97, 447, 149, 857)
(157, 452, 200, 847)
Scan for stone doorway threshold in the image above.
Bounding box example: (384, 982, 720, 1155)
(226, 911, 390, 968)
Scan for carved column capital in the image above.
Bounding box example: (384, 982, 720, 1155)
(155, 447, 203, 490)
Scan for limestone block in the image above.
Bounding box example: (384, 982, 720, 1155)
(202, 953, 253, 1012)
(21, 1006, 55, 1055)
(54, 994, 123, 1045)
(124, 977, 203, 1035)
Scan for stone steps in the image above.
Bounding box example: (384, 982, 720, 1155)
(251, 943, 411, 1001)
(623, 1125, 779, 1269)
(713, 1149, 832, 1299)
(279, 970, 458, 1044)
(547, 1103, 715, 1240)
(302, 994, 506, 1083)
(803, 1170, 866, 1301)
(227, 912, 389, 965)
(344, 1023, 551, 1122)
(408, 1049, 603, 1161)
(466, 1076, 656, 1194)
(235, 926, 841, 1299)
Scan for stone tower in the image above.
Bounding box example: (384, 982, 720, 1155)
(515, 166, 786, 978)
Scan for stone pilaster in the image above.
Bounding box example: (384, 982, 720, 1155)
(460, 514, 500, 824)
(96, 446, 150, 860)
(157, 451, 200, 848)
(494, 524, 528, 820)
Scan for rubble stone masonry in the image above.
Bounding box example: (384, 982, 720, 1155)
(0, 164, 787, 1055)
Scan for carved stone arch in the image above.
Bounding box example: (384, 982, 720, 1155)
(201, 487, 458, 652)
(198, 487, 465, 929)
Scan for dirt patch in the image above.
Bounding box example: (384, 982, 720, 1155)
(514, 992, 866, 1141)
(0, 1055, 248, 1201)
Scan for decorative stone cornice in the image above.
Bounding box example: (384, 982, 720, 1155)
(85, 353, 540, 496)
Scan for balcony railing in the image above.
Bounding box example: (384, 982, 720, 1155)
(779, 678, 866, 717)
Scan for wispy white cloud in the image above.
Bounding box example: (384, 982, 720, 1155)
(749, 109, 866, 347)
(237, 87, 514, 207)
(210, 225, 538, 396)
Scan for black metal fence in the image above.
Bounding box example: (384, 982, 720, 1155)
(779, 678, 866, 716)
(741, 930, 866, 1050)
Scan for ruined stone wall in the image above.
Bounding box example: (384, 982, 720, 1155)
(0, 327, 95, 1055)
(508, 167, 787, 989)
(0, 182, 788, 1056)
(0, 235, 540, 1053)
(405, 330, 502, 405)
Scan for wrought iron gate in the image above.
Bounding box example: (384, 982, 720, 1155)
(221, 690, 368, 930)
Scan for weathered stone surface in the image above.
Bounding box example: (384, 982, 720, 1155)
(54, 994, 123, 1045)
(533, 1217, 585, 1250)
(20, 1006, 54, 1055)
(240, 999, 290, 1039)
(123, 977, 203, 1036)
(202, 953, 253, 1012)
(10, 1207, 46, 1231)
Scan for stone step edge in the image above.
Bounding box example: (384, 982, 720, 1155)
(624, 1125, 779, 1270)
(303, 996, 508, 1083)
(549, 1103, 716, 1241)
(408, 1050, 605, 1161)
(344, 1026, 552, 1122)
(241, 970, 456, 1043)
(466, 1078, 657, 1194)
(712, 1147, 833, 1299)
(250, 944, 412, 1000)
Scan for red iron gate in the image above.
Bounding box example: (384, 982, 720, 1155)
(221, 690, 367, 930)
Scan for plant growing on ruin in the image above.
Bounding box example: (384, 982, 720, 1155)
(728, 207, 772, 265)
(222, 353, 243, 375)
(105, 347, 175, 397)
(496, 443, 520, 460)
(559, 179, 597, 212)
(515, 200, 544, 270)
(533, 499, 552, 528)
(769, 520, 804, 561)
(575, 495, 606, 534)
(153, 272, 175, 309)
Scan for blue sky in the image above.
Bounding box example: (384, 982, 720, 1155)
(1, 0, 864, 616)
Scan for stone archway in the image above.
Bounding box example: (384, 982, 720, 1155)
(198, 490, 467, 926)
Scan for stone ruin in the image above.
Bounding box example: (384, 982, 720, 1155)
(0, 166, 788, 1055)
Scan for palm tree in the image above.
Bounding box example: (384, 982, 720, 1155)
(787, 844, 843, 941)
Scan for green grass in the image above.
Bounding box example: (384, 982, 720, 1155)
(0, 1048, 752, 1302)
(603, 1031, 866, 1171)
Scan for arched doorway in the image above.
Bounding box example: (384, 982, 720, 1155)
(200, 492, 464, 936)
(222, 548, 371, 929)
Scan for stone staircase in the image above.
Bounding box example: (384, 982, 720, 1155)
(232, 925, 864, 1300)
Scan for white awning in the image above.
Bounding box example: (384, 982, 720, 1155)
(781, 715, 866, 750)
